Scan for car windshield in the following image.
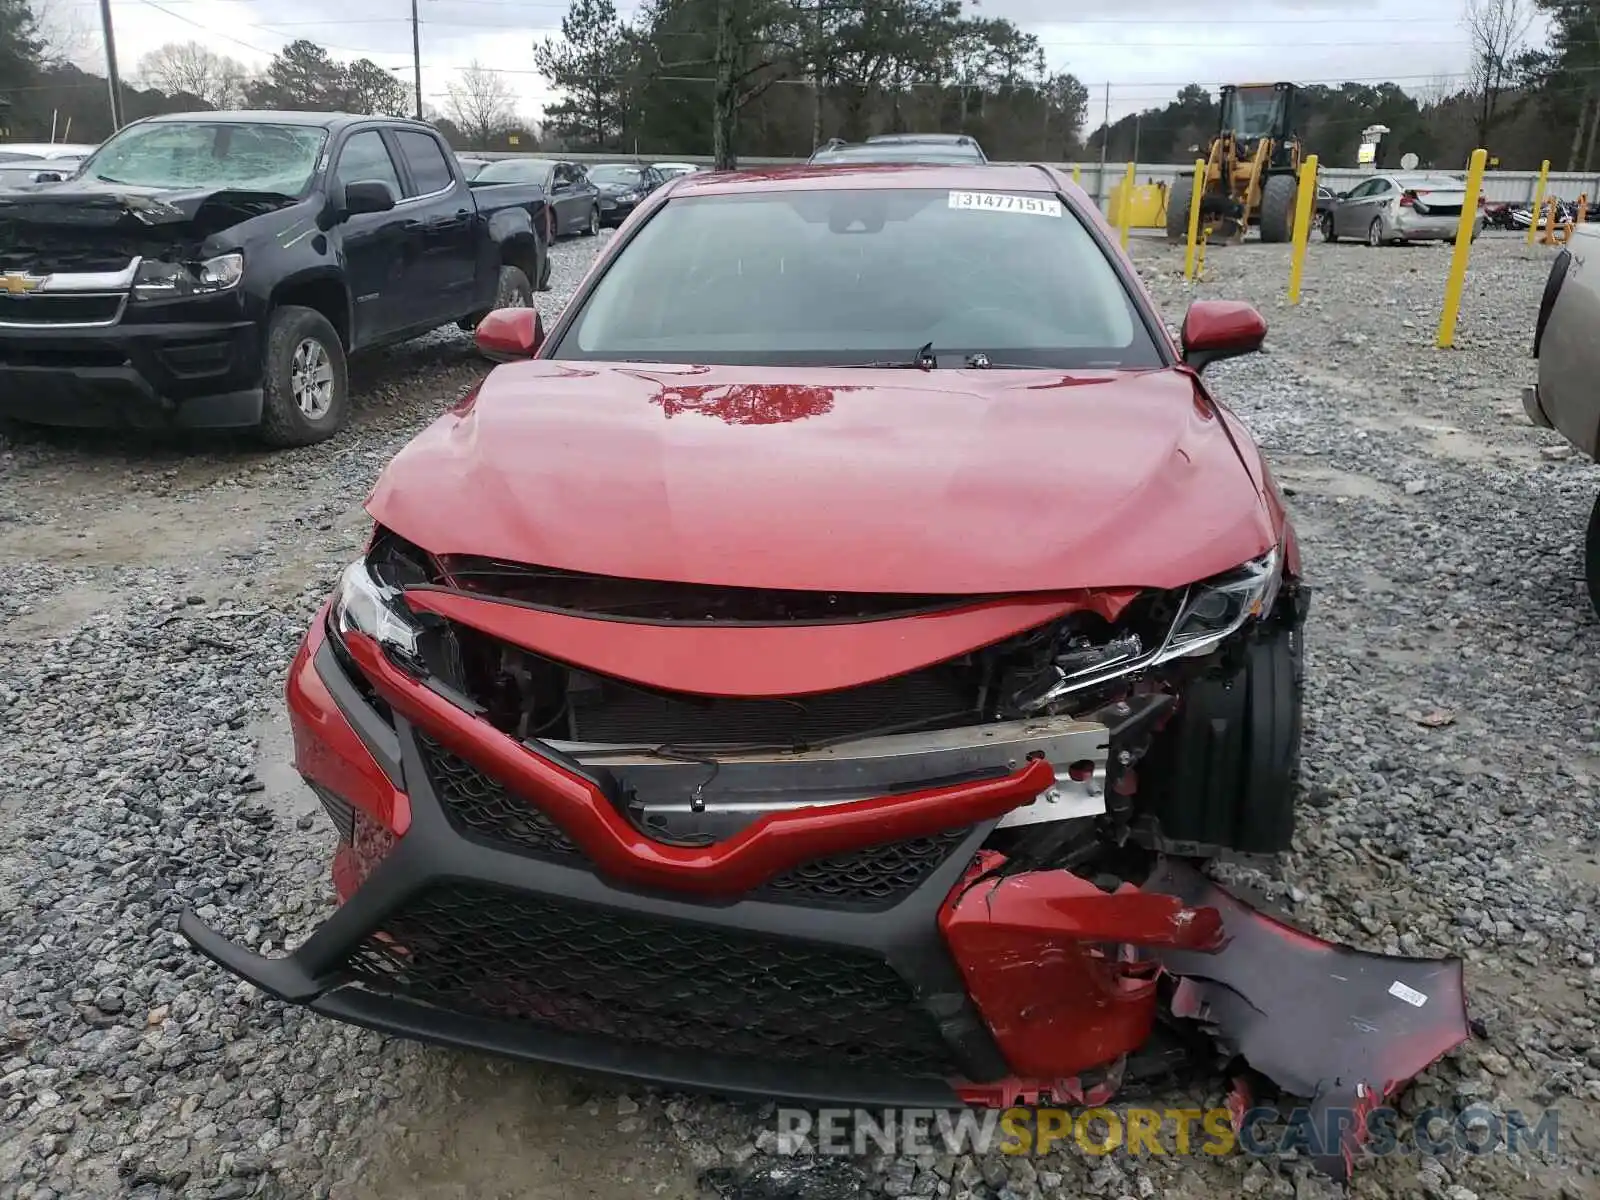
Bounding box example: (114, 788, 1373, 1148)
(81, 121, 327, 194)
(590, 165, 642, 186)
(553, 187, 1160, 369)
(475, 158, 553, 183)
(810, 144, 983, 165)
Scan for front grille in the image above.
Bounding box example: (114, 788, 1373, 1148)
(343, 881, 958, 1073)
(417, 732, 971, 908)
(430, 557, 974, 622)
(0, 292, 123, 326)
(754, 828, 974, 909)
(418, 732, 583, 862)
(0, 244, 133, 274)
(568, 669, 979, 746)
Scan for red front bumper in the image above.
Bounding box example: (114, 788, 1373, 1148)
(183, 613, 1469, 1161)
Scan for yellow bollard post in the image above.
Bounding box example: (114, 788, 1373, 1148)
(1577, 193, 1588, 227)
(1072, 163, 1081, 186)
(1287, 154, 1320, 305)
(1183, 158, 1204, 281)
(1437, 147, 1489, 349)
(1118, 161, 1135, 250)
(1526, 159, 1550, 246)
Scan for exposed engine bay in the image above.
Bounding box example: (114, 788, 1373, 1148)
(351, 524, 1308, 875)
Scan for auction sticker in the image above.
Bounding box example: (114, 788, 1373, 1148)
(1388, 980, 1428, 1007)
(948, 191, 1062, 217)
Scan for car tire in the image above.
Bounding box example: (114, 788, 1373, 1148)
(1367, 217, 1385, 247)
(584, 206, 600, 236)
(494, 263, 533, 310)
(1318, 210, 1338, 243)
(1256, 173, 1296, 243)
(1129, 617, 1303, 858)
(257, 306, 349, 449)
(1586, 491, 1600, 617)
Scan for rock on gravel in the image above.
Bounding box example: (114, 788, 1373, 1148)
(1, 230, 1597, 1200)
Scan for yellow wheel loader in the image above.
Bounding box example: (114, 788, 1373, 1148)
(1167, 82, 1304, 245)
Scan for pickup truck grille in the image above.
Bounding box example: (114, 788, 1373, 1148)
(0, 247, 135, 275)
(0, 293, 125, 327)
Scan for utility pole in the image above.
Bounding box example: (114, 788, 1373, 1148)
(410, 0, 423, 119)
(98, 0, 124, 132)
(1096, 82, 1109, 208)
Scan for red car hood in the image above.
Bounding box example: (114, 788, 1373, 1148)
(367, 362, 1274, 595)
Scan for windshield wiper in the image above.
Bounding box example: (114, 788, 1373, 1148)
(861, 341, 939, 370)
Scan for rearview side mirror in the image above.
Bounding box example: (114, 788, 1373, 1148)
(31, 170, 64, 184)
(343, 180, 396, 217)
(1180, 300, 1266, 373)
(475, 307, 544, 361)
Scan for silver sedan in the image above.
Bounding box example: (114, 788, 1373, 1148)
(1319, 172, 1486, 246)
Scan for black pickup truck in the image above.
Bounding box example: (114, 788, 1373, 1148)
(0, 111, 551, 447)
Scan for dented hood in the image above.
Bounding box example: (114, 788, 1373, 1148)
(0, 178, 300, 238)
(367, 362, 1276, 595)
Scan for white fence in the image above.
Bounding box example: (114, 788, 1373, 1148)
(471, 150, 1594, 214)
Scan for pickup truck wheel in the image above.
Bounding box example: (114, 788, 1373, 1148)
(1586, 492, 1600, 617)
(258, 306, 348, 449)
(495, 264, 533, 309)
(584, 206, 600, 236)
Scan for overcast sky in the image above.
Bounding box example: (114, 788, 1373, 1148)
(58, 0, 1538, 131)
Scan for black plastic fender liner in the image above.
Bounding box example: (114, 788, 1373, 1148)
(1533, 246, 1571, 359)
(1133, 619, 1303, 857)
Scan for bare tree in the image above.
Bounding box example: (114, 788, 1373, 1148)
(446, 61, 517, 149)
(1463, 0, 1535, 146)
(31, 0, 91, 65)
(135, 40, 250, 108)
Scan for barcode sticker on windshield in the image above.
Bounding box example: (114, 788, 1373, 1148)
(948, 191, 1062, 217)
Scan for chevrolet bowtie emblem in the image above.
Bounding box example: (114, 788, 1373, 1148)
(0, 272, 45, 296)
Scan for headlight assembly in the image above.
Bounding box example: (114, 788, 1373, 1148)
(1153, 546, 1283, 663)
(1007, 545, 1285, 716)
(132, 252, 244, 301)
(329, 557, 422, 661)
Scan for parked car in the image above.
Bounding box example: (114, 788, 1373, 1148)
(586, 162, 667, 226)
(456, 155, 492, 180)
(866, 131, 988, 162)
(1318, 172, 1484, 245)
(0, 142, 95, 189)
(181, 162, 1469, 1156)
(1524, 226, 1600, 612)
(0, 112, 550, 447)
(471, 156, 601, 238)
(808, 135, 987, 165)
(652, 160, 700, 179)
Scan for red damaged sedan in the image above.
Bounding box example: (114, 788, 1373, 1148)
(183, 164, 1467, 1178)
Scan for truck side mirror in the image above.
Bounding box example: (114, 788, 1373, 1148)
(343, 180, 396, 217)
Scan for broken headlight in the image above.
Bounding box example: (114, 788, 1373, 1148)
(329, 557, 422, 662)
(132, 252, 244, 301)
(1153, 546, 1282, 663)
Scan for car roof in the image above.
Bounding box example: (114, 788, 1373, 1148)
(865, 132, 980, 145)
(135, 110, 435, 133)
(668, 162, 1061, 197)
(1, 142, 94, 157)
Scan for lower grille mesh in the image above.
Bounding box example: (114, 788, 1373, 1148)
(419, 732, 583, 862)
(344, 882, 958, 1074)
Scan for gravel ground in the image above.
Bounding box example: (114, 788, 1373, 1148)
(1, 228, 1597, 1200)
